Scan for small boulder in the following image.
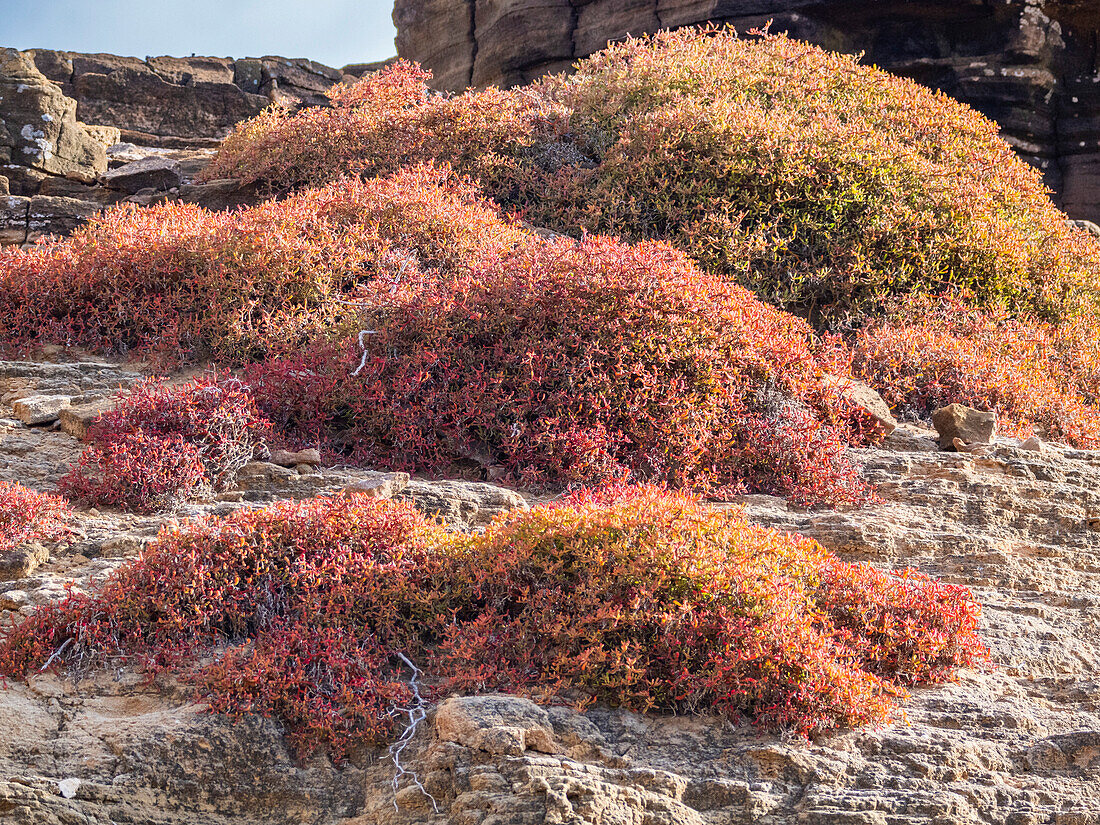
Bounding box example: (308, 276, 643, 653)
(269, 449, 298, 468)
(932, 404, 997, 449)
(1069, 218, 1100, 239)
(59, 399, 113, 439)
(235, 461, 297, 488)
(101, 156, 181, 194)
(0, 542, 49, 582)
(342, 471, 410, 500)
(1019, 435, 1044, 452)
(12, 394, 71, 425)
(821, 374, 897, 436)
(270, 447, 322, 468)
(400, 480, 527, 530)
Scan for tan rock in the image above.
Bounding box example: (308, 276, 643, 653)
(58, 399, 113, 439)
(932, 403, 997, 449)
(342, 471, 410, 499)
(822, 374, 897, 436)
(435, 695, 557, 754)
(12, 394, 71, 425)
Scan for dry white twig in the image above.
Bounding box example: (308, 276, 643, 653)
(40, 637, 73, 671)
(350, 329, 378, 377)
(388, 652, 439, 813)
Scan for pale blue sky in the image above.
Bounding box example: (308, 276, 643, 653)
(1, 0, 397, 69)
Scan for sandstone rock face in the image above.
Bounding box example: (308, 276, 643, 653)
(0, 48, 107, 185)
(393, 0, 1100, 220)
(25, 50, 349, 142)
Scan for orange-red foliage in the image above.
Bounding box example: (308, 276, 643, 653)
(203, 31, 1100, 323)
(60, 378, 271, 512)
(0, 167, 524, 365)
(248, 235, 874, 505)
(0, 487, 987, 759)
(846, 299, 1100, 447)
(0, 482, 70, 554)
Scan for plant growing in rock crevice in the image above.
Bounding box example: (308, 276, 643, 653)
(0, 487, 988, 759)
(60, 377, 271, 513)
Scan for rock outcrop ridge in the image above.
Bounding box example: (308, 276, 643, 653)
(0, 48, 111, 193)
(393, 0, 1100, 221)
(0, 48, 371, 244)
(24, 50, 356, 144)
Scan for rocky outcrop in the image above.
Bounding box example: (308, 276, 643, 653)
(0, 48, 110, 185)
(393, 0, 1100, 221)
(24, 51, 352, 143)
(0, 47, 357, 243)
(2, 356, 1100, 822)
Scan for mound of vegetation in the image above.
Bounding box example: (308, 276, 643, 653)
(60, 378, 271, 513)
(204, 29, 1100, 323)
(0, 487, 987, 759)
(846, 299, 1100, 447)
(0, 166, 524, 365)
(0, 482, 69, 553)
(247, 234, 873, 504)
(0, 158, 874, 503)
(195, 27, 1100, 448)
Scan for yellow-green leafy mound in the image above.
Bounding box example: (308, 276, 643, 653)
(204, 28, 1100, 323)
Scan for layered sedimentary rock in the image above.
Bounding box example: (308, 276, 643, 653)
(0, 48, 335, 243)
(23, 50, 352, 144)
(394, 0, 1100, 220)
(0, 48, 110, 184)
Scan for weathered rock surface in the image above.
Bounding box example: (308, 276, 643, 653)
(0, 47, 343, 242)
(3, 361, 1100, 822)
(393, 0, 1100, 221)
(24, 50, 349, 141)
(933, 403, 999, 448)
(11, 394, 71, 425)
(101, 155, 181, 193)
(0, 48, 107, 184)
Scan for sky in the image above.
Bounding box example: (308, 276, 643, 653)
(1, 0, 397, 69)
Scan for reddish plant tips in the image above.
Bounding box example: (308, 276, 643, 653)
(0, 488, 988, 759)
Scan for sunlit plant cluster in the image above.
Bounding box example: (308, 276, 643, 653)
(0, 488, 986, 759)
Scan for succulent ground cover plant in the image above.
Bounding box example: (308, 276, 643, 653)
(0, 482, 70, 553)
(197, 28, 1100, 447)
(247, 234, 875, 504)
(0, 167, 524, 365)
(60, 378, 271, 512)
(0, 487, 988, 760)
(203, 28, 1100, 325)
